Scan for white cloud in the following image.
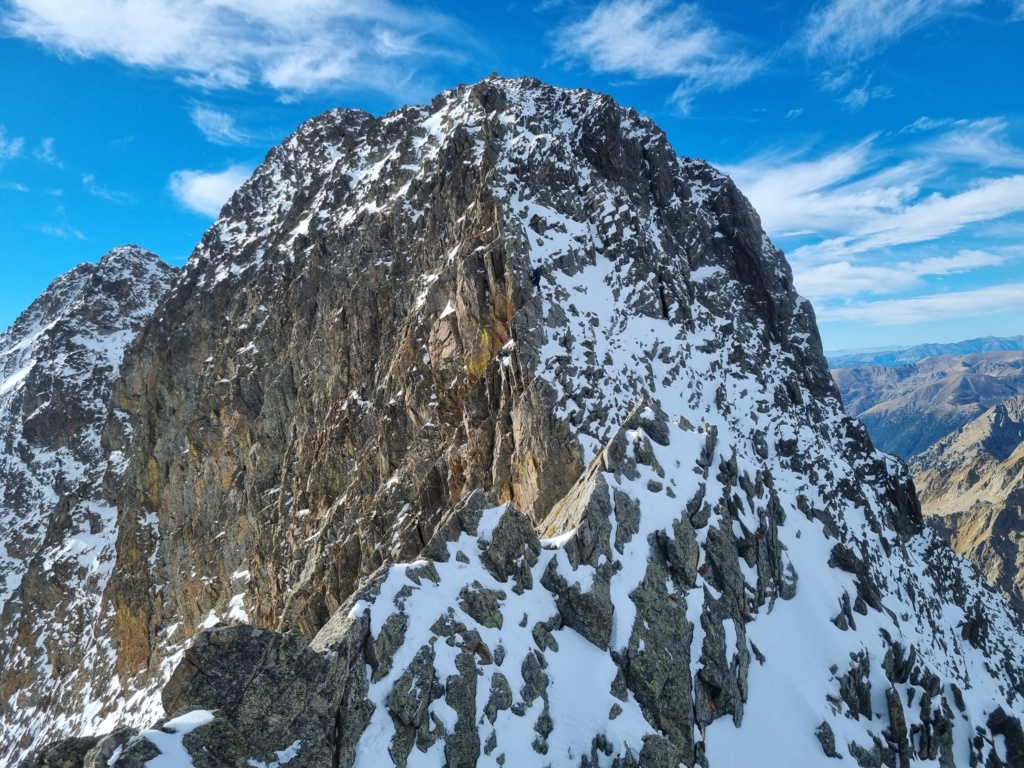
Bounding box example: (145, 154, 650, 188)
(726, 119, 1024, 317)
(924, 118, 1024, 168)
(0, 126, 24, 162)
(838, 81, 893, 111)
(82, 173, 133, 203)
(40, 223, 84, 240)
(803, 0, 979, 61)
(189, 105, 251, 145)
(819, 283, 1024, 325)
(903, 116, 953, 133)
(552, 0, 761, 111)
(726, 120, 1024, 261)
(33, 137, 60, 165)
(169, 165, 252, 217)
(798, 175, 1024, 259)
(795, 250, 1004, 300)
(1, 0, 462, 96)
(725, 137, 925, 237)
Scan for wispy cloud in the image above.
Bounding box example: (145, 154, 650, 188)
(40, 224, 84, 240)
(838, 80, 892, 111)
(552, 0, 761, 111)
(32, 137, 60, 166)
(725, 136, 923, 238)
(727, 119, 1024, 259)
(82, 173, 132, 203)
(1, 0, 465, 97)
(819, 283, 1024, 325)
(0, 181, 29, 192)
(802, 0, 979, 62)
(189, 104, 252, 145)
(0, 126, 24, 162)
(726, 117, 1024, 316)
(797, 175, 1024, 259)
(796, 250, 1004, 300)
(169, 165, 252, 217)
(923, 117, 1024, 168)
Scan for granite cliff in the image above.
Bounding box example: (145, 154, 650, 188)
(5, 78, 1024, 768)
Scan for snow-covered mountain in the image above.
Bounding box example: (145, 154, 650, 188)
(7, 78, 1024, 768)
(0, 246, 177, 761)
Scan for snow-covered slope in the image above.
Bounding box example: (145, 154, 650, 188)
(12, 78, 1024, 768)
(0, 246, 176, 762)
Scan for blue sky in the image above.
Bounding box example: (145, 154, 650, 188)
(1, 0, 1022, 352)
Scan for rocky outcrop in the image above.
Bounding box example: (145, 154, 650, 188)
(912, 394, 1024, 607)
(6, 77, 1024, 767)
(0, 247, 177, 761)
(831, 350, 1024, 459)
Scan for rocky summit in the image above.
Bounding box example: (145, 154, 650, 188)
(0, 246, 177, 760)
(4, 77, 1024, 768)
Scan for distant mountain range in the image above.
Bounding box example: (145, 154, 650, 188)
(911, 394, 1024, 607)
(828, 335, 1024, 369)
(831, 350, 1024, 459)
(831, 339, 1024, 607)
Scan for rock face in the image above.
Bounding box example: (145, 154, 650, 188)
(912, 394, 1024, 608)
(0, 246, 177, 760)
(832, 350, 1024, 459)
(6, 77, 1024, 767)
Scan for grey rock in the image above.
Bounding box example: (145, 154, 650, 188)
(477, 507, 540, 594)
(457, 581, 506, 629)
(387, 645, 441, 764)
(83, 727, 137, 768)
(18, 736, 99, 768)
(443, 650, 480, 768)
(484, 673, 513, 724)
(520, 650, 549, 706)
(161, 624, 336, 767)
(885, 687, 911, 768)
(815, 721, 841, 759)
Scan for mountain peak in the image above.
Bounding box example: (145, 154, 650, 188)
(97, 243, 163, 270)
(5, 79, 1024, 768)
(0, 248, 177, 765)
